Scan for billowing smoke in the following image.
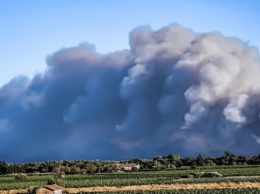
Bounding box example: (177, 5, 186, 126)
(1, 24, 259, 162)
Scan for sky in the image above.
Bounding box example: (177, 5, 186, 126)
(0, 0, 259, 86)
(0, 1, 260, 162)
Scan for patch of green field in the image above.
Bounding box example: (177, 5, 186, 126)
(0, 166, 259, 190)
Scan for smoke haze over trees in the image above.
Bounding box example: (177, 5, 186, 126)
(0, 24, 259, 162)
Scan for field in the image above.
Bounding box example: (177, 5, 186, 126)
(0, 165, 260, 193)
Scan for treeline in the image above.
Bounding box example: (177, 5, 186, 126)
(0, 151, 259, 175)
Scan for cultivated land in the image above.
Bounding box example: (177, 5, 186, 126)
(0, 166, 260, 193)
(0, 152, 259, 193)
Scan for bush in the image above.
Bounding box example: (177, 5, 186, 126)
(191, 165, 197, 170)
(191, 171, 223, 178)
(27, 186, 39, 194)
(47, 178, 55, 184)
(14, 173, 28, 180)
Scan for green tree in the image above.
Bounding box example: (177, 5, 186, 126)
(54, 171, 65, 187)
(0, 161, 7, 174)
(197, 154, 205, 166)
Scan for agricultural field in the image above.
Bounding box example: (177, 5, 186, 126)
(0, 165, 260, 193)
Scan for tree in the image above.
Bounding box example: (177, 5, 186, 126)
(197, 154, 205, 166)
(0, 161, 7, 174)
(224, 151, 238, 165)
(54, 171, 65, 187)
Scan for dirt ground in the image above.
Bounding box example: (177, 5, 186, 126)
(0, 189, 27, 194)
(0, 182, 259, 194)
(66, 182, 260, 193)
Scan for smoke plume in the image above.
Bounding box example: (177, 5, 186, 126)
(1, 24, 259, 162)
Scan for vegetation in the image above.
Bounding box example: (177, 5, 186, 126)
(54, 171, 66, 187)
(190, 171, 223, 178)
(0, 167, 260, 190)
(0, 152, 259, 192)
(0, 152, 259, 175)
(14, 173, 28, 180)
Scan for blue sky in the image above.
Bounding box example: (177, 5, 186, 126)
(0, 0, 259, 86)
(1, 0, 260, 162)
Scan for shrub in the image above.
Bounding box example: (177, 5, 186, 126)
(191, 165, 197, 170)
(191, 171, 223, 178)
(14, 173, 28, 180)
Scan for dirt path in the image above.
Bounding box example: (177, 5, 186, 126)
(0, 182, 259, 193)
(66, 182, 260, 193)
(0, 189, 27, 194)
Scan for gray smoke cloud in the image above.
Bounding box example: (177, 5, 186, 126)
(0, 24, 259, 162)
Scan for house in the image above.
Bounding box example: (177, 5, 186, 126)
(36, 184, 63, 194)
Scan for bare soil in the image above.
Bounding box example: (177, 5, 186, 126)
(0, 182, 259, 193)
(0, 189, 27, 194)
(66, 182, 260, 193)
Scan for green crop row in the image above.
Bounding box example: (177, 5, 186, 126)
(64, 177, 260, 188)
(0, 166, 260, 190)
(67, 166, 260, 180)
(0, 176, 259, 190)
